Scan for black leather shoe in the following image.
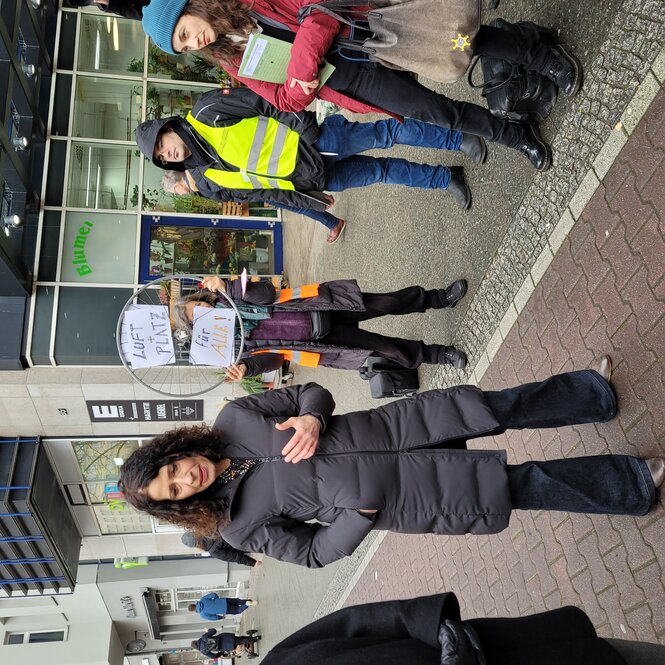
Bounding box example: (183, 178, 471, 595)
(442, 347, 468, 370)
(443, 279, 468, 307)
(447, 167, 471, 210)
(459, 134, 487, 165)
(543, 44, 582, 97)
(516, 124, 551, 172)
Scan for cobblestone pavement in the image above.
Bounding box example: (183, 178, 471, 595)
(344, 85, 665, 643)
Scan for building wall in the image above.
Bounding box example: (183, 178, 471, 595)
(0, 366, 232, 437)
(0, 575, 120, 665)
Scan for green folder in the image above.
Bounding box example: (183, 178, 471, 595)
(238, 32, 336, 88)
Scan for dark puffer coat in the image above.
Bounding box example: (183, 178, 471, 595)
(213, 383, 511, 568)
(223, 278, 374, 374)
(260, 593, 628, 665)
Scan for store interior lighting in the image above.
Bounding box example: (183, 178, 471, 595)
(12, 135, 29, 150)
(3, 214, 22, 236)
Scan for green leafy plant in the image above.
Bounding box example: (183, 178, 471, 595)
(240, 375, 269, 394)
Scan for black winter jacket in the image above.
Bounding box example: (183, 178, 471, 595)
(221, 278, 372, 375)
(261, 593, 628, 665)
(212, 383, 511, 568)
(135, 88, 330, 211)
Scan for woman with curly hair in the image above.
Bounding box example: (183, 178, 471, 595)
(118, 371, 664, 568)
(140, 0, 585, 172)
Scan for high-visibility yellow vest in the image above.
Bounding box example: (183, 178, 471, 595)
(251, 349, 321, 367)
(186, 112, 300, 191)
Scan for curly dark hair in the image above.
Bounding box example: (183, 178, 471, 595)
(118, 424, 230, 536)
(181, 0, 257, 65)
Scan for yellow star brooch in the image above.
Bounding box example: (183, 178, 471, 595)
(451, 33, 471, 52)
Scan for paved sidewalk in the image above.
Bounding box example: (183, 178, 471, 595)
(345, 85, 665, 642)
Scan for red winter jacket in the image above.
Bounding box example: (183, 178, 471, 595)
(224, 0, 398, 117)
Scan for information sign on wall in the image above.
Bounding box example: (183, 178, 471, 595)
(86, 400, 204, 422)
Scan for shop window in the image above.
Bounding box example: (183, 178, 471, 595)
(77, 14, 146, 77)
(72, 439, 153, 534)
(60, 211, 137, 284)
(147, 224, 275, 278)
(67, 142, 140, 210)
(145, 82, 214, 121)
(54, 286, 132, 364)
(146, 42, 229, 85)
(72, 76, 143, 141)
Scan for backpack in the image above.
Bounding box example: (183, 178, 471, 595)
(359, 357, 419, 398)
(467, 18, 558, 124)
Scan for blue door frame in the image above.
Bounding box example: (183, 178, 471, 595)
(139, 214, 283, 283)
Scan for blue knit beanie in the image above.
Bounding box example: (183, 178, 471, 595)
(142, 0, 189, 55)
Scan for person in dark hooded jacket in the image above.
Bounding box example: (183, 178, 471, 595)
(118, 371, 665, 569)
(258, 592, 665, 665)
(134, 87, 475, 212)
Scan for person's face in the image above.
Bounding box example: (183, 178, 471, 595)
(172, 14, 217, 53)
(184, 300, 213, 323)
(144, 454, 219, 501)
(154, 128, 191, 164)
(173, 179, 191, 195)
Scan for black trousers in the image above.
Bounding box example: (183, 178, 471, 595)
(478, 371, 655, 516)
(328, 25, 552, 148)
(323, 285, 449, 368)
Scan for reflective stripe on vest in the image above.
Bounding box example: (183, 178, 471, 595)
(274, 284, 320, 303)
(251, 349, 321, 367)
(186, 112, 300, 191)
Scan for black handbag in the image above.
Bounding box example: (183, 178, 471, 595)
(467, 18, 558, 124)
(359, 357, 419, 398)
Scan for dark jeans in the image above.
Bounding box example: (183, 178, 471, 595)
(326, 23, 553, 148)
(225, 598, 249, 615)
(483, 369, 617, 432)
(323, 286, 452, 368)
(234, 635, 258, 646)
(478, 370, 655, 515)
(315, 115, 455, 192)
(507, 455, 655, 516)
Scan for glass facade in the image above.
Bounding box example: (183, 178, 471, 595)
(27, 8, 283, 366)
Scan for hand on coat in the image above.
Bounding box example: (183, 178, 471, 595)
(289, 76, 319, 95)
(357, 509, 378, 515)
(201, 276, 226, 293)
(224, 363, 248, 383)
(276, 414, 321, 463)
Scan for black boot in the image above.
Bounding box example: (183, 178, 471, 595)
(443, 279, 468, 307)
(459, 134, 487, 164)
(447, 167, 472, 210)
(515, 124, 551, 172)
(432, 345, 468, 369)
(541, 44, 582, 97)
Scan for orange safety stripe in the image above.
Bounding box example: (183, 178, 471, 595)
(251, 349, 321, 367)
(275, 284, 320, 303)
